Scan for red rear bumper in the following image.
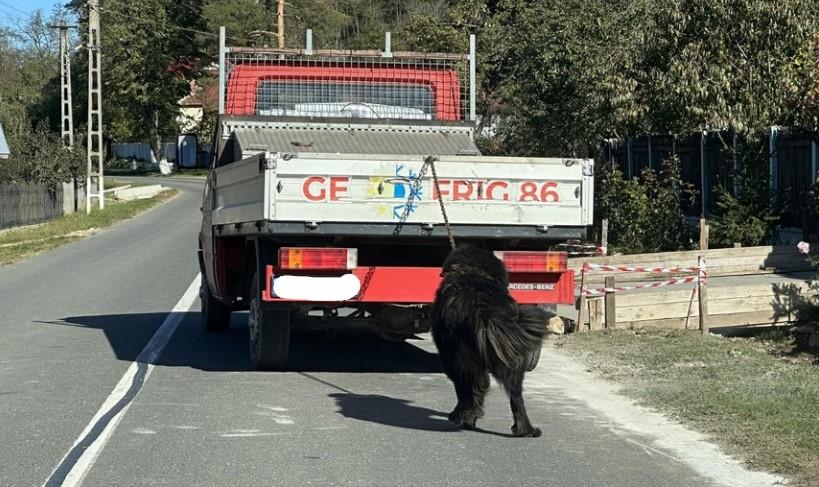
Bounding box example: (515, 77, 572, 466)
(262, 265, 574, 305)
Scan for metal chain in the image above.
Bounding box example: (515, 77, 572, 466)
(392, 155, 455, 251)
(392, 159, 429, 237)
(355, 266, 376, 301)
(428, 157, 456, 251)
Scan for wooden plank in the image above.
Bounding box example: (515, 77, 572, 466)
(618, 310, 799, 330)
(616, 295, 806, 322)
(568, 245, 778, 267)
(572, 255, 811, 281)
(616, 283, 818, 307)
(569, 245, 812, 264)
(569, 246, 806, 267)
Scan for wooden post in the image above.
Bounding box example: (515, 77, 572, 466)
(601, 218, 609, 255)
(589, 298, 603, 331)
(698, 255, 709, 335)
(576, 262, 588, 333)
(277, 0, 285, 48)
(605, 276, 616, 329)
(699, 218, 709, 250)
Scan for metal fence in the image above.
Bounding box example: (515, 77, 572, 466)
(111, 142, 176, 162)
(603, 130, 819, 224)
(0, 182, 64, 230)
(218, 28, 476, 123)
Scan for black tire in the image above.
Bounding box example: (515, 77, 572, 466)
(248, 272, 291, 370)
(200, 281, 231, 332)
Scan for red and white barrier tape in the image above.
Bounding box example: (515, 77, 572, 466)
(582, 275, 697, 296)
(577, 259, 707, 296)
(584, 263, 699, 274)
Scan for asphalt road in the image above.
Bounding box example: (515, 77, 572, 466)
(0, 178, 780, 487)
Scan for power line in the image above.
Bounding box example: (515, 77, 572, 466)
(0, 0, 29, 16)
(93, 2, 248, 43)
(0, 8, 24, 20)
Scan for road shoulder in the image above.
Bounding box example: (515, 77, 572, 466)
(531, 338, 786, 487)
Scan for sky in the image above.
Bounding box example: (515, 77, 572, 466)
(0, 0, 64, 26)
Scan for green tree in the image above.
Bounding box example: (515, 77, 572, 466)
(0, 11, 61, 140)
(67, 0, 204, 160)
(426, 0, 819, 157)
(627, 0, 819, 136)
(201, 0, 271, 51)
(785, 31, 819, 129)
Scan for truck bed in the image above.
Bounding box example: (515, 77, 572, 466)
(210, 150, 593, 241)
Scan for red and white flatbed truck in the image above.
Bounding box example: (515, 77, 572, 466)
(198, 29, 594, 369)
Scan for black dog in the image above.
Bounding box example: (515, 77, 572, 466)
(431, 244, 552, 437)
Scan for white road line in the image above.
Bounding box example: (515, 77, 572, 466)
(43, 274, 201, 487)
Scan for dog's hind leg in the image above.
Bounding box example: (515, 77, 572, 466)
(448, 370, 487, 429)
(472, 371, 490, 419)
(439, 352, 486, 429)
(497, 367, 541, 438)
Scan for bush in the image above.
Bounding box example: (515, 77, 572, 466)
(595, 156, 696, 254)
(0, 122, 86, 186)
(710, 184, 778, 247)
(710, 139, 782, 247)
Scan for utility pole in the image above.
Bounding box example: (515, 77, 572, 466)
(277, 0, 284, 48)
(87, 0, 104, 212)
(50, 23, 78, 213)
(49, 24, 75, 149)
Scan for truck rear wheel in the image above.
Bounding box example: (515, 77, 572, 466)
(248, 273, 291, 370)
(201, 282, 231, 332)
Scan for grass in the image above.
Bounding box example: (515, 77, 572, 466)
(104, 167, 160, 176)
(0, 188, 178, 266)
(104, 178, 157, 190)
(555, 328, 819, 486)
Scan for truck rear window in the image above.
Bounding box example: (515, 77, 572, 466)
(255, 81, 435, 120)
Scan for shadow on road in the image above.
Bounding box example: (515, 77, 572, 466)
(327, 392, 515, 437)
(39, 311, 443, 373)
(329, 393, 454, 432)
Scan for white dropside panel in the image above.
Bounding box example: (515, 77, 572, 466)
(212, 153, 270, 225)
(268, 154, 592, 227)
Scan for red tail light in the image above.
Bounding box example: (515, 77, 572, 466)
(278, 247, 358, 271)
(493, 251, 567, 273)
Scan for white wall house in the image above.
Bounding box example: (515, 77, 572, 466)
(0, 121, 10, 159)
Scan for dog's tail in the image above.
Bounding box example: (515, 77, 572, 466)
(479, 305, 553, 369)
